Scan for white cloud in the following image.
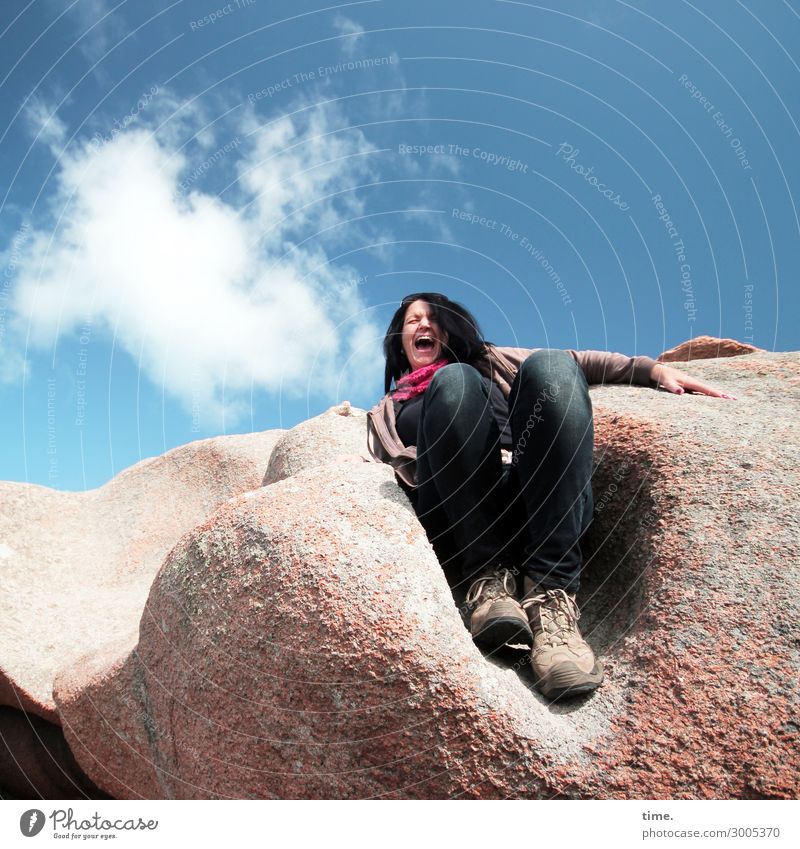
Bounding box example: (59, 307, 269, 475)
(24, 97, 68, 152)
(9, 95, 386, 421)
(235, 100, 382, 249)
(1, 223, 32, 385)
(0, 342, 29, 385)
(332, 14, 365, 57)
(62, 0, 126, 66)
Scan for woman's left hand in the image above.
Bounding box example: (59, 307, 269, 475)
(649, 362, 737, 399)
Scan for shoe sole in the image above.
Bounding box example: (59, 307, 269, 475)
(473, 616, 534, 651)
(535, 660, 604, 701)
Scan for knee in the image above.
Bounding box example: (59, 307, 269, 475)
(427, 362, 485, 407)
(519, 349, 584, 392)
(513, 351, 591, 413)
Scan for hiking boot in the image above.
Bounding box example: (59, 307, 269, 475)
(521, 585, 603, 700)
(465, 568, 533, 651)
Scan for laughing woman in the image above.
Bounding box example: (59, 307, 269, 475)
(367, 292, 733, 701)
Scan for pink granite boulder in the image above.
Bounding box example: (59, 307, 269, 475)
(55, 460, 613, 799)
(262, 401, 371, 485)
(0, 430, 282, 723)
(657, 335, 764, 362)
(8, 352, 800, 799)
(56, 352, 800, 799)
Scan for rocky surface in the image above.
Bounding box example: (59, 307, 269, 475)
(56, 461, 606, 799)
(3, 351, 799, 799)
(657, 335, 764, 362)
(582, 351, 799, 797)
(263, 401, 371, 485)
(0, 430, 283, 723)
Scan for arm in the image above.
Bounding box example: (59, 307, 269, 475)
(569, 350, 735, 398)
(567, 349, 660, 386)
(478, 345, 737, 400)
(648, 361, 736, 398)
(489, 345, 658, 388)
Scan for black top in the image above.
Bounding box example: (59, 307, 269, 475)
(393, 375, 512, 449)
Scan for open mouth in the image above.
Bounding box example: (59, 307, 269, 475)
(414, 335, 436, 352)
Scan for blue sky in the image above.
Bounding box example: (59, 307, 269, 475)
(1, 0, 798, 491)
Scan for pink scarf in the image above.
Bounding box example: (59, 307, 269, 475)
(392, 358, 451, 401)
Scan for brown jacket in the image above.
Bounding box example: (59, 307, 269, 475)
(366, 345, 659, 489)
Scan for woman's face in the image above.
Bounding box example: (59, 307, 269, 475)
(401, 299, 449, 371)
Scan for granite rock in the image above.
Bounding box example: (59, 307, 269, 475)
(657, 335, 764, 362)
(263, 401, 371, 485)
(0, 430, 282, 722)
(6, 352, 800, 798)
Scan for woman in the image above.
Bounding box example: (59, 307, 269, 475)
(366, 293, 734, 701)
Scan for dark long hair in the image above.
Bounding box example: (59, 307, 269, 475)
(383, 292, 489, 393)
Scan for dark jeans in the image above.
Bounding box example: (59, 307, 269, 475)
(413, 350, 594, 594)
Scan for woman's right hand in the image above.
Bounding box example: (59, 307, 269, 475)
(649, 362, 736, 399)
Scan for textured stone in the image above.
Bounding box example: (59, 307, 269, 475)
(53, 355, 800, 798)
(0, 430, 282, 723)
(657, 335, 764, 362)
(581, 351, 799, 798)
(263, 401, 371, 485)
(7, 352, 800, 799)
(55, 461, 610, 799)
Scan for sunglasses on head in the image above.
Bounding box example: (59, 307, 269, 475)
(400, 292, 448, 306)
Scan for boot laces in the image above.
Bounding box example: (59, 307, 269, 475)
(465, 568, 517, 606)
(522, 589, 581, 646)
